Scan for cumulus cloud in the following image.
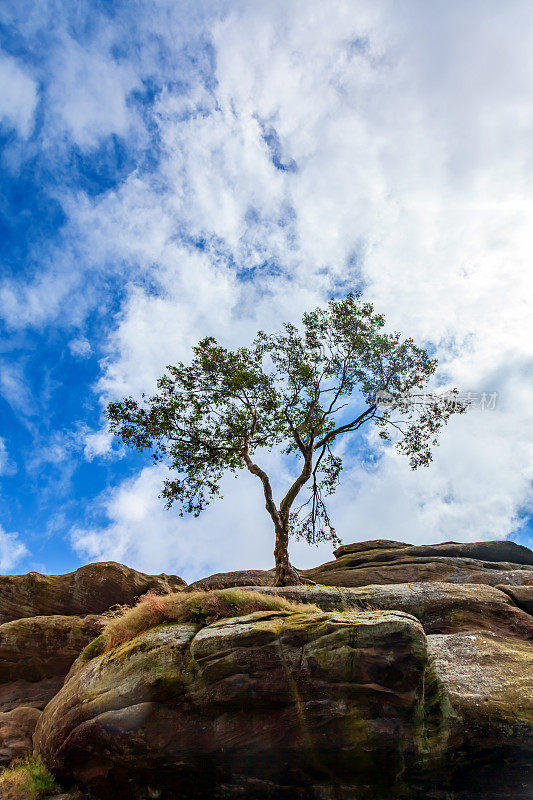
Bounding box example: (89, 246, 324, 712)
(0, 52, 38, 138)
(83, 428, 114, 461)
(45, 36, 139, 150)
(2, 1, 533, 572)
(0, 525, 28, 573)
(71, 457, 336, 581)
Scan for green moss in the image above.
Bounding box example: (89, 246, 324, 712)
(79, 633, 106, 662)
(103, 589, 320, 651)
(449, 611, 464, 627)
(0, 756, 60, 799)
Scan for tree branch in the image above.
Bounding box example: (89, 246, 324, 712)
(243, 449, 282, 530)
(314, 404, 376, 449)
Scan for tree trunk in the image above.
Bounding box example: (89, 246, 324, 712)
(273, 519, 308, 586)
(243, 449, 314, 586)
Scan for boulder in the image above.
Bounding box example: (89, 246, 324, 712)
(0, 706, 41, 765)
(304, 539, 533, 588)
(242, 582, 533, 638)
(333, 540, 533, 565)
(187, 568, 275, 591)
(333, 538, 412, 557)
(424, 630, 533, 797)
(0, 615, 103, 712)
(496, 585, 533, 615)
(427, 630, 533, 751)
(0, 562, 185, 624)
(34, 607, 448, 799)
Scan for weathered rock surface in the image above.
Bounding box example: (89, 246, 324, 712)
(497, 584, 533, 615)
(427, 630, 533, 749)
(0, 706, 41, 765)
(0, 562, 185, 624)
(0, 615, 104, 765)
(0, 543, 530, 798)
(187, 568, 275, 591)
(0, 615, 104, 687)
(34, 608, 448, 799)
(188, 540, 533, 592)
(243, 582, 533, 638)
(303, 539, 533, 588)
(333, 539, 533, 564)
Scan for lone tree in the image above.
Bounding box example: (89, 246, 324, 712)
(107, 293, 465, 585)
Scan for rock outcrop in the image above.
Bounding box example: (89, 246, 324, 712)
(0, 563, 184, 771)
(0, 562, 185, 624)
(303, 539, 533, 588)
(188, 568, 275, 591)
(0, 542, 531, 798)
(0, 615, 104, 765)
(190, 540, 533, 591)
(241, 582, 533, 638)
(34, 608, 449, 799)
(497, 584, 533, 615)
(0, 706, 41, 766)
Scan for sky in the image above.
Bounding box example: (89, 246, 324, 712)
(0, 0, 532, 581)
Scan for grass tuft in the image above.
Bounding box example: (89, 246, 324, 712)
(102, 588, 320, 651)
(0, 756, 59, 800)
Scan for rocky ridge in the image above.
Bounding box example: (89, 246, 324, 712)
(0, 541, 531, 799)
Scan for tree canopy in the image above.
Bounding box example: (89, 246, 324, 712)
(107, 293, 465, 584)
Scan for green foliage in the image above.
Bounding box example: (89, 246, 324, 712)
(107, 293, 465, 552)
(0, 757, 59, 799)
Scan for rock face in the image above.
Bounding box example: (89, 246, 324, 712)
(241, 582, 533, 638)
(0, 562, 185, 624)
(0, 615, 104, 687)
(0, 706, 41, 765)
(0, 615, 103, 766)
(188, 568, 275, 591)
(497, 584, 533, 615)
(0, 544, 531, 798)
(427, 630, 533, 750)
(189, 540, 533, 592)
(303, 539, 533, 588)
(34, 608, 449, 799)
(0, 563, 184, 771)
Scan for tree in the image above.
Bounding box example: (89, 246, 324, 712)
(107, 293, 466, 586)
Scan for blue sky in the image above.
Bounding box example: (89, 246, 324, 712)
(0, 0, 532, 580)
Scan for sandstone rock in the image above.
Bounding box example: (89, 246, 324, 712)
(187, 541, 533, 592)
(242, 582, 533, 638)
(333, 539, 533, 565)
(187, 568, 275, 590)
(0, 615, 103, 712)
(0, 706, 41, 765)
(0, 562, 186, 624)
(304, 539, 533, 588)
(45, 795, 87, 800)
(35, 608, 447, 799)
(427, 630, 533, 751)
(497, 584, 533, 615)
(333, 538, 412, 557)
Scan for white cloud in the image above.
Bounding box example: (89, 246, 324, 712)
(69, 337, 92, 358)
(0, 526, 28, 573)
(45, 36, 139, 149)
(83, 428, 114, 461)
(0, 360, 34, 418)
(0, 438, 16, 476)
(4, 1, 533, 572)
(0, 52, 38, 138)
(71, 455, 336, 582)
